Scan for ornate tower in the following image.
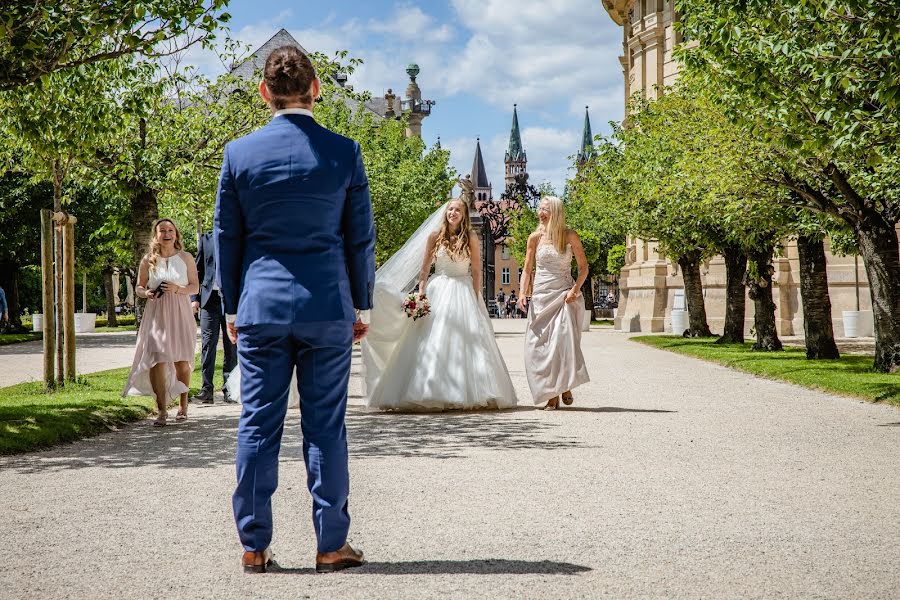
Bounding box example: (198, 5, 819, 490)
(401, 63, 435, 138)
(470, 137, 492, 203)
(469, 138, 494, 302)
(504, 104, 527, 186)
(577, 106, 595, 165)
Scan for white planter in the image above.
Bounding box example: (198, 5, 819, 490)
(670, 309, 690, 335)
(859, 310, 874, 337)
(74, 313, 97, 333)
(583, 309, 592, 332)
(843, 310, 861, 338)
(32, 313, 43, 332)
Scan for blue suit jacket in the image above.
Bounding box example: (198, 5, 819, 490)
(191, 232, 219, 309)
(214, 114, 376, 327)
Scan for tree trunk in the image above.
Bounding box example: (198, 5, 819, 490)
(103, 268, 118, 328)
(678, 251, 713, 337)
(582, 278, 595, 320)
(854, 212, 900, 372)
(747, 247, 782, 351)
(129, 179, 158, 327)
(796, 235, 839, 359)
(52, 160, 64, 385)
(716, 245, 747, 344)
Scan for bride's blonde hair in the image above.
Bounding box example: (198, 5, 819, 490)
(146, 218, 183, 269)
(536, 195, 567, 253)
(433, 199, 473, 261)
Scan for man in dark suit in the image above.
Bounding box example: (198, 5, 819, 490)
(190, 231, 237, 404)
(215, 46, 375, 573)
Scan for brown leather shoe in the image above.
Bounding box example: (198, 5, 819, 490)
(316, 542, 365, 573)
(242, 547, 274, 573)
(561, 390, 574, 405)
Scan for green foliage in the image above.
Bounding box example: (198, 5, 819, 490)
(675, 0, 900, 229)
(506, 205, 538, 266)
(607, 244, 626, 276)
(0, 0, 230, 89)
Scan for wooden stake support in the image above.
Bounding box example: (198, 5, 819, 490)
(40, 209, 56, 388)
(62, 219, 76, 381)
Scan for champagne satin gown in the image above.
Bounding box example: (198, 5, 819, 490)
(524, 243, 590, 404)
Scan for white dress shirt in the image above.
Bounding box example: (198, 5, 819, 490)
(225, 107, 370, 325)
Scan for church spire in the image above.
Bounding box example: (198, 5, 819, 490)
(504, 104, 527, 186)
(471, 137, 490, 189)
(505, 104, 525, 163)
(577, 106, 594, 163)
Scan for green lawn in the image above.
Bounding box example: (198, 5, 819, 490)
(634, 336, 900, 407)
(0, 352, 217, 455)
(591, 319, 614, 326)
(0, 332, 42, 346)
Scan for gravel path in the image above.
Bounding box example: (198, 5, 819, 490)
(1, 321, 898, 599)
(0, 332, 139, 388)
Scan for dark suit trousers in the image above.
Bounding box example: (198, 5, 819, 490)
(233, 321, 353, 553)
(199, 292, 237, 391)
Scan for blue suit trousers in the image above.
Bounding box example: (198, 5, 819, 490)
(233, 321, 353, 553)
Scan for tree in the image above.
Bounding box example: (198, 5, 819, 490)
(0, 1, 228, 89)
(676, 0, 900, 370)
(0, 172, 49, 330)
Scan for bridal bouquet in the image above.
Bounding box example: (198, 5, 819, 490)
(403, 293, 431, 320)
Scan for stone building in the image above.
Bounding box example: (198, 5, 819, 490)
(600, 0, 872, 336)
(232, 29, 433, 138)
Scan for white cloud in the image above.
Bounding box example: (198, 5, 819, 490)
(368, 5, 455, 42)
(441, 0, 623, 118)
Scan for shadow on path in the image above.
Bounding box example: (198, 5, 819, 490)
(557, 406, 676, 414)
(3, 399, 645, 471)
(268, 558, 591, 576)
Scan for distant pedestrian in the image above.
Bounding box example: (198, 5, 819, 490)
(123, 219, 199, 426)
(0, 285, 8, 324)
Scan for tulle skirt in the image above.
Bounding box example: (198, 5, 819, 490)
(524, 270, 590, 404)
(366, 273, 519, 411)
(122, 293, 196, 399)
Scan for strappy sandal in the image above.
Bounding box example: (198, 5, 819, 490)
(561, 391, 574, 405)
(543, 396, 559, 411)
(153, 415, 167, 427)
(175, 412, 187, 422)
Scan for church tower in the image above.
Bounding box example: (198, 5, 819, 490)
(471, 137, 492, 203)
(577, 106, 595, 166)
(504, 104, 527, 186)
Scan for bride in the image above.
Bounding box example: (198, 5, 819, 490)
(362, 198, 518, 411)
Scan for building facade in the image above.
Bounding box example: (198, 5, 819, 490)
(601, 0, 872, 336)
(233, 29, 432, 138)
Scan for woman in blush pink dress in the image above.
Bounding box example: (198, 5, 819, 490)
(123, 219, 199, 426)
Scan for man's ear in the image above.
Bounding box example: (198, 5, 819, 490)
(310, 78, 321, 102)
(259, 80, 270, 103)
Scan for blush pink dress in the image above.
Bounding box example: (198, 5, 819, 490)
(123, 253, 197, 399)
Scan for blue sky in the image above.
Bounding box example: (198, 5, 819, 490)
(192, 0, 624, 193)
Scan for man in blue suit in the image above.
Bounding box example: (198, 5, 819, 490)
(190, 231, 238, 404)
(215, 45, 375, 573)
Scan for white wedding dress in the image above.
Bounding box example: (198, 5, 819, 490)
(363, 246, 518, 411)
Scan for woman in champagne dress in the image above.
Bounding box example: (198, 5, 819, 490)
(518, 196, 590, 410)
(123, 219, 199, 426)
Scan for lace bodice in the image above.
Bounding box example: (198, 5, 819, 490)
(148, 253, 189, 289)
(536, 243, 573, 278)
(434, 246, 471, 278)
